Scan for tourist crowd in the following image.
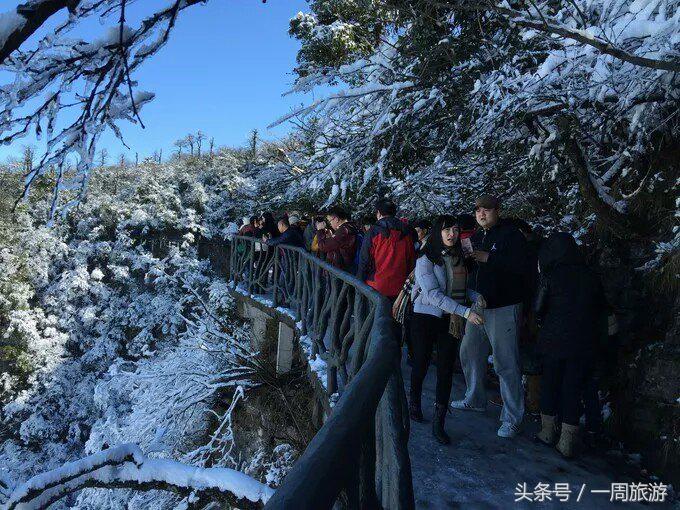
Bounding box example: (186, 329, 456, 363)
(237, 195, 614, 460)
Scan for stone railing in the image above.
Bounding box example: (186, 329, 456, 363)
(229, 235, 414, 509)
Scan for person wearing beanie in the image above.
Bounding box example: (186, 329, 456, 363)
(451, 194, 529, 439)
(413, 218, 432, 253)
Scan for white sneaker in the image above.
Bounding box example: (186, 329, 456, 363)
(497, 422, 519, 438)
(450, 400, 486, 412)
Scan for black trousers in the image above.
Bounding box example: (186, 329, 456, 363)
(540, 356, 592, 426)
(410, 312, 458, 406)
(582, 373, 602, 433)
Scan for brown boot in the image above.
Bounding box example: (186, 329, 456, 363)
(535, 414, 557, 446)
(556, 423, 580, 458)
(525, 375, 541, 415)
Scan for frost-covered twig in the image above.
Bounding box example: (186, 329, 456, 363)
(0, 0, 207, 215)
(428, 0, 680, 71)
(3, 443, 274, 510)
(185, 386, 245, 468)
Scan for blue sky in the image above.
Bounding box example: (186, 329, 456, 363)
(0, 0, 313, 162)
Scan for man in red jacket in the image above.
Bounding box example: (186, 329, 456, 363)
(316, 206, 361, 272)
(357, 198, 417, 300)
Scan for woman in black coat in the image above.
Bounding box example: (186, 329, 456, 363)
(534, 232, 606, 458)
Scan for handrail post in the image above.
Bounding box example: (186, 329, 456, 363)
(272, 247, 279, 307)
(228, 237, 414, 510)
(248, 241, 255, 295)
(228, 238, 234, 284)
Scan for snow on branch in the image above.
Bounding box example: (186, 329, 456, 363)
(557, 119, 634, 234)
(3, 443, 274, 510)
(0, 1, 74, 65)
(268, 80, 415, 129)
(428, 0, 680, 72)
(0, 0, 207, 217)
(501, 7, 680, 72)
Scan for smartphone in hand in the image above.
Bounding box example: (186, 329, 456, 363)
(461, 237, 474, 256)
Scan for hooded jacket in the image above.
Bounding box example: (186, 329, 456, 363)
(303, 222, 317, 251)
(357, 216, 416, 299)
(534, 232, 606, 358)
(316, 221, 360, 272)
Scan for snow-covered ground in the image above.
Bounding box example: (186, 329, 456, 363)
(403, 354, 672, 509)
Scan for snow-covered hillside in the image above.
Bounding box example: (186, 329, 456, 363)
(0, 155, 296, 508)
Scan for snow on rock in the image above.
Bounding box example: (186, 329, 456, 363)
(299, 335, 328, 391)
(275, 306, 296, 319)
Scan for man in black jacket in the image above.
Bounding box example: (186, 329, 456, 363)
(451, 195, 528, 438)
(266, 217, 304, 248)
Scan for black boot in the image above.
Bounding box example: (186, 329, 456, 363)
(409, 397, 423, 422)
(432, 404, 451, 444)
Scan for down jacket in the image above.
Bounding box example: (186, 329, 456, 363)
(357, 216, 416, 299)
(535, 232, 606, 358)
(412, 255, 470, 319)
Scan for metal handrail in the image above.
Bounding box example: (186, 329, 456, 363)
(229, 235, 414, 509)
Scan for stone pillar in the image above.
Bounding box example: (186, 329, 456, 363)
(239, 302, 274, 351)
(251, 313, 269, 351)
(276, 322, 295, 375)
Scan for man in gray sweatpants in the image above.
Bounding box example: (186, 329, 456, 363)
(451, 195, 528, 438)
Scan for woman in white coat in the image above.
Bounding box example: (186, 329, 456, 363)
(409, 215, 484, 444)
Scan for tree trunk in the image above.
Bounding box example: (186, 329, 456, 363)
(558, 120, 635, 237)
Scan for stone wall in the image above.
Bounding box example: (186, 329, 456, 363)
(597, 237, 679, 484)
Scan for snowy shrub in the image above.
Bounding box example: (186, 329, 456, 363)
(0, 157, 284, 508)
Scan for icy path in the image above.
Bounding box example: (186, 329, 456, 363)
(402, 353, 668, 509)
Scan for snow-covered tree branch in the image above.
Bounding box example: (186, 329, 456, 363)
(3, 443, 273, 510)
(280, 0, 678, 236)
(429, 0, 680, 72)
(0, 0, 207, 216)
(0, 1, 77, 65)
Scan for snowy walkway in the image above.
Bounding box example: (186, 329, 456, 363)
(403, 353, 668, 509)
